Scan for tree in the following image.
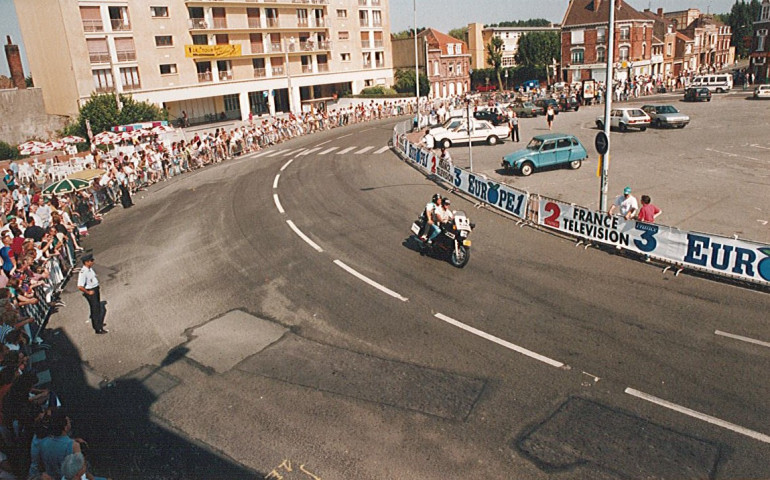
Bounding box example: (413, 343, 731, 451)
(65, 93, 167, 139)
(391, 27, 425, 40)
(486, 36, 504, 91)
(515, 31, 560, 67)
(392, 69, 430, 96)
(448, 26, 467, 42)
(726, 0, 761, 58)
(486, 19, 552, 28)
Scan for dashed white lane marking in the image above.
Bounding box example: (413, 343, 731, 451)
(750, 144, 770, 150)
(374, 146, 390, 154)
(315, 139, 333, 146)
(280, 158, 294, 171)
(284, 149, 302, 156)
(705, 147, 761, 162)
(355, 146, 374, 154)
(298, 147, 322, 156)
(273, 194, 285, 214)
(625, 388, 770, 444)
(255, 150, 272, 158)
(715, 330, 770, 349)
(338, 133, 353, 139)
(333, 260, 408, 302)
(433, 313, 566, 368)
(267, 150, 285, 157)
(272, 174, 280, 189)
(337, 146, 357, 154)
(319, 147, 339, 155)
(286, 220, 323, 252)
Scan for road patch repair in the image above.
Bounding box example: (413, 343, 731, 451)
(237, 335, 486, 421)
(185, 310, 288, 373)
(515, 396, 722, 478)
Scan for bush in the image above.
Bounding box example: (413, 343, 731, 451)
(0, 141, 20, 161)
(360, 85, 398, 96)
(64, 93, 167, 138)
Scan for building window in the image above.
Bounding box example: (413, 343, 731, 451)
(667, 43, 672, 56)
(433, 61, 439, 76)
(150, 6, 168, 18)
(297, 9, 308, 27)
(80, 6, 103, 32)
(620, 26, 630, 41)
(642, 42, 646, 58)
(192, 35, 208, 45)
(372, 10, 382, 27)
(597, 46, 606, 63)
(92, 68, 113, 92)
(338, 31, 349, 40)
(86, 38, 110, 64)
(571, 29, 584, 45)
(447, 44, 454, 55)
(619, 46, 629, 61)
(337, 9, 347, 18)
(597, 27, 606, 44)
(119, 66, 140, 90)
(340, 52, 351, 62)
(571, 49, 584, 65)
(155, 35, 173, 47)
(223, 94, 239, 112)
(159, 64, 177, 75)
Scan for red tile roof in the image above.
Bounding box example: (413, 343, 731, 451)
(419, 28, 468, 55)
(562, 0, 651, 27)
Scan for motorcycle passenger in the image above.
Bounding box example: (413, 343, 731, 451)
(420, 193, 442, 242)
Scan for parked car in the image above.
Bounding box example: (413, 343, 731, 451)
(641, 104, 690, 128)
(684, 87, 711, 102)
(534, 98, 561, 115)
(754, 84, 770, 99)
(509, 101, 539, 118)
(558, 96, 580, 112)
(595, 108, 650, 132)
(430, 118, 509, 148)
(501, 133, 588, 176)
(473, 109, 508, 126)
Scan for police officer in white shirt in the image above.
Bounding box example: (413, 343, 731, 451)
(77, 254, 107, 334)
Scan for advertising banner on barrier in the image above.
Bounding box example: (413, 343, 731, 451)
(538, 198, 770, 285)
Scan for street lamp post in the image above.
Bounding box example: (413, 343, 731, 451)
(599, 0, 616, 212)
(505, 69, 509, 91)
(466, 95, 473, 171)
(413, 0, 420, 127)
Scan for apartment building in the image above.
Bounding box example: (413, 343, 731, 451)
(560, 0, 654, 84)
(750, 0, 770, 82)
(466, 22, 561, 71)
(13, 0, 393, 124)
(664, 8, 733, 72)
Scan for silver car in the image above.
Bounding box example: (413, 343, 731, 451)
(642, 104, 690, 129)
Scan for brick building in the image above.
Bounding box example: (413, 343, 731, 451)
(664, 9, 733, 73)
(391, 28, 470, 98)
(560, 0, 654, 84)
(750, 0, 770, 82)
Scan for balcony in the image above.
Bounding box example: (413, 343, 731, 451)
(251, 43, 264, 53)
(371, 0, 380, 4)
(122, 82, 141, 91)
(189, 17, 207, 29)
(253, 67, 266, 77)
(359, 19, 369, 27)
(292, 0, 328, 3)
(358, 0, 367, 5)
(317, 63, 329, 72)
(298, 19, 309, 27)
(309, 18, 330, 28)
(375, 61, 384, 68)
(110, 19, 131, 31)
(115, 50, 137, 62)
(82, 20, 104, 32)
(219, 70, 233, 81)
(198, 71, 213, 82)
(269, 42, 283, 52)
(372, 20, 382, 27)
(272, 65, 284, 75)
(212, 18, 228, 28)
(373, 40, 383, 48)
(89, 52, 111, 64)
(248, 18, 261, 28)
(94, 86, 114, 94)
(266, 18, 280, 27)
(301, 64, 313, 73)
(363, 61, 372, 68)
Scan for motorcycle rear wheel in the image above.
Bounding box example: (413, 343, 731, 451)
(450, 246, 470, 268)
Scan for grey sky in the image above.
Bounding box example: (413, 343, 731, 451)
(0, 0, 739, 77)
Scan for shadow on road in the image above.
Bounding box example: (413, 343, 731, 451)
(44, 327, 266, 480)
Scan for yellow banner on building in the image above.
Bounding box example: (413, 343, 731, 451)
(184, 44, 242, 58)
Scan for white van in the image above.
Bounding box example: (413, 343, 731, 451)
(691, 74, 733, 93)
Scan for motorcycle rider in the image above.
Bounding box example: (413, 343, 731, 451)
(439, 197, 455, 226)
(419, 193, 442, 242)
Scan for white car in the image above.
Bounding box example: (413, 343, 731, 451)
(754, 85, 770, 99)
(596, 107, 651, 132)
(429, 118, 510, 148)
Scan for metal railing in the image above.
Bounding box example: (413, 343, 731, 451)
(82, 20, 104, 32)
(317, 63, 329, 72)
(122, 82, 141, 91)
(94, 86, 115, 93)
(219, 70, 233, 81)
(89, 52, 111, 64)
(253, 67, 266, 77)
(309, 18, 330, 28)
(359, 18, 369, 27)
(115, 50, 136, 62)
(189, 18, 207, 29)
(301, 64, 313, 73)
(110, 18, 131, 31)
(272, 66, 284, 75)
(248, 18, 261, 28)
(198, 71, 213, 82)
(269, 42, 283, 52)
(373, 40, 383, 48)
(266, 18, 280, 27)
(251, 43, 264, 53)
(212, 18, 228, 28)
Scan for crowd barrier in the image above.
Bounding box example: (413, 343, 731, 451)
(392, 120, 770, 288)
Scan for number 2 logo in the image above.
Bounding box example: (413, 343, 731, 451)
(543, 202, 560, 228)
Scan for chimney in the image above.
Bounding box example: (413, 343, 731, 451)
(4, 36, 26, 90)
(657, 8, 664, 17)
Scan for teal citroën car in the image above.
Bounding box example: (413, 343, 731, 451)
(501, 133, 588, 176)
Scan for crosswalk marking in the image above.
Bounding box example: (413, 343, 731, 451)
(374, 146, 390, 154)
(298, 147, 322, 156)
(355, 146, 374, 154)
(337, 146, 357, 154)
(255, 150, 272, 158)
(284, 149, 301, 156)
(319, 147, 339, 155)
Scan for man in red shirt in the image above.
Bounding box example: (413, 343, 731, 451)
(637, 195, 661, 223)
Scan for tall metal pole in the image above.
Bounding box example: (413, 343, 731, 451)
(466, 98, 473, 171)
(284, 39, 293, 114)
(413, 0, 420, 126)
(599, 0, 616, 212)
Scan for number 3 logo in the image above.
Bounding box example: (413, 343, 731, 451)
(633, 223, 659, 252)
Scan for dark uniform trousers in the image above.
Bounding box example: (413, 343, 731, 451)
(84, 286, 104, 332)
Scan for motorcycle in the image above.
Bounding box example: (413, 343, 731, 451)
(410, 211, 475, 268)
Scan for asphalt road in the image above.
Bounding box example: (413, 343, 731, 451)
(51, 113, 770, 479)
(446, 90, 770, 243)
